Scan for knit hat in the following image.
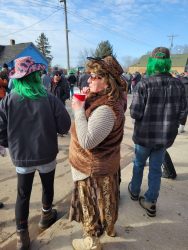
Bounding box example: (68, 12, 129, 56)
(9, 56, 45, 79)
(151, 47, 170, 59)
(87, 56, 127, 88)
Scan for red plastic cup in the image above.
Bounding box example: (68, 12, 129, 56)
(73, 93, 86, 101)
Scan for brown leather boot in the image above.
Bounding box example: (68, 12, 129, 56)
(106, 226, 116, 237)
(38, 208, 57, 229)
(16, 229, 30, 250)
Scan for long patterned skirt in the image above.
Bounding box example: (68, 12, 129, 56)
(69, 172, 119, 237)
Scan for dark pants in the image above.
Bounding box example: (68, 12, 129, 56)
(128, 82, 132, 94)
(162, 151, 177, 178)
(180, 115, 187, 126)
(15, 169, 55, 230)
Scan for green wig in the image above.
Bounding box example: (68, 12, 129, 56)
(146, 57, 172, 76)
(12, 71, 47, 100)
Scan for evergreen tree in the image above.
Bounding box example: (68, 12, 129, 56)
(35, 33, 53, 64)
(94, 40, 114, 58)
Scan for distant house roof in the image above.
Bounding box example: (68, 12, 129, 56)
(130, 55, 148, 67)
(171, 54, 188, 67)
(0, 41, 48, 66)
(130, 53, 188, 68)
(0, 42, 31, 65)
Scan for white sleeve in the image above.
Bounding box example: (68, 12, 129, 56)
(74, 105, 115, 149)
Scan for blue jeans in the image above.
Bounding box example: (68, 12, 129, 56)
(131, 144, 166, 202)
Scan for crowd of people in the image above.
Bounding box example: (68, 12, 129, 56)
(0, 47, 187, 250)
(1, 64, 88, 104)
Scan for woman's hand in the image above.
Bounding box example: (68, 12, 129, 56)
(81, 87, 90, 95)
(72, 96, 85, 111)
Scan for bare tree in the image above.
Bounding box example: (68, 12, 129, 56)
(172, 45, 188, 54)
(77, 48, 94, 67)
(122, 56, 139, 71)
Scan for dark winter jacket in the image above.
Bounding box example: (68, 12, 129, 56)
(130, 73, 187, 148)
(51, 79, 69, 104)
(179, 76, 188, 104)
(67, 74, 77, 87)
(131, 72, 142, 91)
(0, 93, 71, 167)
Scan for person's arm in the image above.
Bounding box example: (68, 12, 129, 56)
(74, 105, 115, 149)
(50, 95, 71, 134)
(130, 81, 146, 120)
(0, 97, 8, 147)
(179, 83, 188, 123)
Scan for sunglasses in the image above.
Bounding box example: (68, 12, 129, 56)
(55, 74, 61, 77)
(89, 73, 102, 80)
(87, 56, 103, 61)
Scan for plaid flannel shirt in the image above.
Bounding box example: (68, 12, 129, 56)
(130, 73, 187, 148)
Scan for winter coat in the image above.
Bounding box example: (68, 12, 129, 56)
(130, 73, 187, 148)
(0, 93, 71, 167)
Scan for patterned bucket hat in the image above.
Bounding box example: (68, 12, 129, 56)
(87, 56, 127, 89)
(9, 56, 46, 79)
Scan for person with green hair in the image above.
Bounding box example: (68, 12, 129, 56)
(0, 56, 71, 250)
(146, 48, 172, 76)
(128, 47, 187, 217)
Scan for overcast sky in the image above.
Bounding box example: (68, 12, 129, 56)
(0, 0, 187, 68)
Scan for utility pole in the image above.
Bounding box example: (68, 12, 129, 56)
(60, 0, 70, 71)
(168, 34, 178, 52)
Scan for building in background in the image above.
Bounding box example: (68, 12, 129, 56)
(0, 40, 48, 70)
(129, 53, 188, 74)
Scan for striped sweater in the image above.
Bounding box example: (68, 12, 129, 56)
(71, 105, 115, 181)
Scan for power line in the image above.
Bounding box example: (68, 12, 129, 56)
(1, 9, 61, 38)
(3, 0, 61, 11)
(26, 0, 60, 9)
(65, 8, 152, 47)
(17, 0, 152, 47)
(1, 1, 152, 48)
(168, 34, 178, 51)
(2, 29, 62, 32)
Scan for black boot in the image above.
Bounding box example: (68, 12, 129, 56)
(162, 167, 177, 179)
(162, 151, 177, 179)
(0, 202, 4, 209)
(38, 208, 57, 229)
(16, 229, 30, 250)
